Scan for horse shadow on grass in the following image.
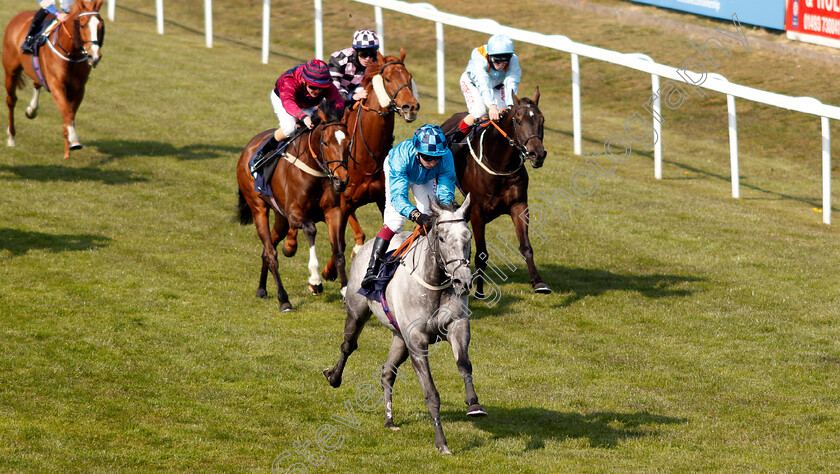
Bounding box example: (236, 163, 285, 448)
(0, 163, 146, 185)
(0, 228, 111, 258)
(87, 139, 243, 163)
(540, 264, 703, 307)
(443, 405, 687, 451)
(467, 264, 703, 313)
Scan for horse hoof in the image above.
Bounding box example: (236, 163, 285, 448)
(322, 264, 337, 281)
(281, 245, 296, 257)
(467, 404, 487, 417)
(323, 368, 341, 388)
(69, 142, 83, 150)
(279, 302, 294, 312)
(25, 108, 37, 119)
(308, 283, 323, 295)
(6, 137, 15, 147)
(256, 288, 268, 299)
(385, 421, 399, 431)
(534, 283, 552, 294)
(438, 446, 451, 455)
(473, 290, 485, 300)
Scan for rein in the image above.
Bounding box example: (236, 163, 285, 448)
(284, 121, 348, 179)
(398, 217, 470, 291)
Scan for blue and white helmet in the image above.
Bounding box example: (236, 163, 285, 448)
(413, 124, 448, 157)
(352, 29, 379, 49)
(486, 34, 515, 56)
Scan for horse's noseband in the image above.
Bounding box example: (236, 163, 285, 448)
(308, 121, 349, 179)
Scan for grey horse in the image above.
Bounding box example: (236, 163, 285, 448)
(323, 194, 486, 454)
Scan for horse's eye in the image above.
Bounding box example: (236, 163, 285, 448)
(384, 78, 391, 83)
(439, 237, 445, 243)
(321, 141, 328, 147)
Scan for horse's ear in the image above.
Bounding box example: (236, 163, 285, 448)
(512, 90, 520, 105)
(533, 86, 540, 106)
(94, 0, 104, 11)
(399, 47, 406, 62)
(457, 193, 472, 219)
(429, 197, 442, 215)
(315, 99, 328, 124)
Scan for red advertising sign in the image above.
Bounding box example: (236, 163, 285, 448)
(786, 0, 840, 48)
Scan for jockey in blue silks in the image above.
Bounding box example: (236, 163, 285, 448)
(21, 1, 73, 55)
(360, 124, 457, 290)
(452, 33, 522, 142)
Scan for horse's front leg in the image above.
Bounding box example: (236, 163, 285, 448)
(323, 205, 360, 281)
(509, 201, 551, 293)
(282, 228, 298, 257)
(348, 212, 366, 258)
(470, 209, 489, 300)
(323, 207, 347, 296)
(407, 345, 450, 454)
(382, 335, 409, 430)
(301, 221, 323, 295)
(25, 86, 40, 119)
(5, 67, 20, 147)
(446, 309, 486, 417)
(323, 297, 372, 388)
(258, 212, 289, 299)
(50, 87, 79, 159)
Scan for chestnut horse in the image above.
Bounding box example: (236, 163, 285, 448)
(236, 101, 350, 312)
(287, 49, 419, 282)
(441, 87, 550, 297)
(4, 0, 105, 159)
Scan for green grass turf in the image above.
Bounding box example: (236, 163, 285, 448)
(1, 0, 839, 470)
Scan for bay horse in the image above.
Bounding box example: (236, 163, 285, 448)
(286, 49, 419, 281)
(4, 0, 105, 160)
(236, 100, 350, 312)
(441, 87, 550, 297)
(324, 194, 485, 455)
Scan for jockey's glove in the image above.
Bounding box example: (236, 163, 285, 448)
(410, 209, 433, 230)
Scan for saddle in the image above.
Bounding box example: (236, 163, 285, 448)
(248, 135, 292, 199)
(26, 19, 58, 57)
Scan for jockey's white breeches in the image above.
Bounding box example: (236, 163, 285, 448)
(383, 157, 438, 233)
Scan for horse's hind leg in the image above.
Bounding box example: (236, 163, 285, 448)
(382, 335, 409, 430)
(256, 207, 293, 311)
(323, 207, 347, 296)
(407, 347, 450, 454)
(257, 213, 289, 299)
(510, 202, 551, 294)
(25, 86, 40, 119)
(301, 221, 323, 295)
(323, 298, 372, 388)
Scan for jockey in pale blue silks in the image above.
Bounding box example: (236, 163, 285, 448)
(360, 124, 457, 290)
(453, 33, 522, 142)
(21, 1, 73, 55)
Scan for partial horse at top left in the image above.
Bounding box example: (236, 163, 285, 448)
(3, 0, 105, 159)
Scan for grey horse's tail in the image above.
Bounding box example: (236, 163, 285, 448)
(236, 189, 253, 225)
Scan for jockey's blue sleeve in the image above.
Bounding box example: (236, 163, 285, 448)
(435, 151, 456, 206)
(387, 142, 416, 218)
(40, 1, 60, 15)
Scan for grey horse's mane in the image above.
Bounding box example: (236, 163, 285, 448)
(430, 198, 461, 215)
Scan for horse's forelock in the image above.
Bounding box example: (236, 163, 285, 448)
(318, 99, 343, 123)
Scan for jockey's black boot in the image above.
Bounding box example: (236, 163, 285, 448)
(360, 237, 390, 290)
(21, 9, 48, 55)
(251, 135, 279, 172)
(20, 36, 38, 55)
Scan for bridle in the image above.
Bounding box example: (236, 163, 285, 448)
(48, 11, 102, 63)
(401, 216, 471, 290)
(305, 121, 349, 181)
(350, 60, 415, 166)
(468, 103, 544, 175)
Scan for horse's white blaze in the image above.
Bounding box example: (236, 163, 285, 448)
(26, 88, 40, 116)
(67, 122, 81, 145)
(334, 130, 345, 146)
(528, 110, 535, 118)
(88, 17, 101, 59)
(307, 244, 321, 286)
(7, 127, 15, 147)
(372, 75, 391, 108)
